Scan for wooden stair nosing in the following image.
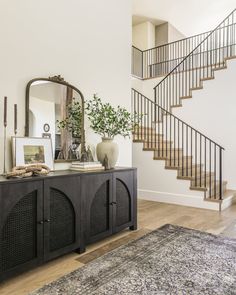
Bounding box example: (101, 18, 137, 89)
(200, 76, 215, 81)
(189, 86, 203, 91)
(171, 104, 182, 108)
(190, 180, 227, 192)
(180, 95, 192, 99)
(177, 172, 215, 181)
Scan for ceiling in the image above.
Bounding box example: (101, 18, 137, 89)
(132, 0, 236, 36)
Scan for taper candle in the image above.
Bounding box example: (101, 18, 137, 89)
(14, 104, 17, 133)
(4, 96, 7, 127)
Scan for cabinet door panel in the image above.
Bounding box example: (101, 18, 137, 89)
(0, 180, 43, 280)
(113, 171, 136, 233)
(43, 176, 81, 261)
(81, 173, 113, 244)
(115, 178, 131, 226)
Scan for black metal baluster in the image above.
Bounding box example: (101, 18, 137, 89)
(204, 138, 206, 196)
(182, 122, 184, 175)
(209, 141, 212, 199)
(214, 144, 216, 199)
(219, 148, 223, 200)
(200, 135, 202, 187)
(195, 131, 197, 186)
(191, 128, 193, 177)
(178, 120, 180, 168)
(170, 115, 172, 166)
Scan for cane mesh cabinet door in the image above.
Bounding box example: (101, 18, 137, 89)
(43, 176, 81, 261)
(113, 170, 137, 233)
(81, 173, 113, 244)
(0, 180, 43, 281)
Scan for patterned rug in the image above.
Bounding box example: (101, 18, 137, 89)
(30, 224, 236, 295)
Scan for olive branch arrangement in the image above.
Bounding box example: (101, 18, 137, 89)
(86, 94, 143, 139)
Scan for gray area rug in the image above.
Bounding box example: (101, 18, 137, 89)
(30, 224, 236, 295)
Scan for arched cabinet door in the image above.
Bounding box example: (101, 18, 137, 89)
(0, 180, 43, 280)
(81, 173, 113, 244)
(43, 176, 81, 261)
(113, 170, 137, 233)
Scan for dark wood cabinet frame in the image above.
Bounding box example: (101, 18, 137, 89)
(0, 168, 137, 281)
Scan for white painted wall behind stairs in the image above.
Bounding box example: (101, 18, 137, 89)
(132, 76, 162, 99)
(0, 0, 132, 173)
(132, 143, 225, 210)
(132, 21, 155, 50)
(173, 59, 236, 190)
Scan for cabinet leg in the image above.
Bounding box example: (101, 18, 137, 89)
(76, 247, 86, 254)
(129, 224, 137, 231)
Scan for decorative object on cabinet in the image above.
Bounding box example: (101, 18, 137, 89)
(70, 161, 104, 172)
(86, 94, 140, 168)
(12, 137, 54, 170)
(6, 164, 50, 178)
(97, 138, 118, 168)
(86, 145, 94, 162)
(25, 75, 85, 162)
(1, 97, 18, 175)
(0, 168, 137, 281)
(13, 104, 18, 167)
(3, 96, 8, 175)
(103, 154, 111, 170)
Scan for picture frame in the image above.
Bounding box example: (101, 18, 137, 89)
(12, 137, 54, 170)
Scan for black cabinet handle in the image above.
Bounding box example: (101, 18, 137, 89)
(38, 221, 44, 224)
(44, 219, 51, 223)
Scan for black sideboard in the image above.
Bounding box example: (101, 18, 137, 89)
(0, 167, 137, 281)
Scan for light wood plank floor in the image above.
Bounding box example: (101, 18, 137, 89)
(1, 199, 236, 295)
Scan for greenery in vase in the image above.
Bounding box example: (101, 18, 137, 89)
(57, 98, 82, 138)
(86, 94, 141, 139)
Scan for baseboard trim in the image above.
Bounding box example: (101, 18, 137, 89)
(138, 189, 222, 211)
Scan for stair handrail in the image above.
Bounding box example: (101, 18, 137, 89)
(154, 8, 236, 90)
(132, 88, 225, 150)
(132, 88, 224, 200)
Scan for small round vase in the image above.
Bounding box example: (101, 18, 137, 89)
(96, 137, 119, 168)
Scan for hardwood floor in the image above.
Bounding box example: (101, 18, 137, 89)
(1, 199, 236, 295)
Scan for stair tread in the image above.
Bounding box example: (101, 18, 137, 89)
(204, 190, 236, 202)
(177, 172, 215, 180)
(180, 95, 192, 99)
(190, 180, 227, 191)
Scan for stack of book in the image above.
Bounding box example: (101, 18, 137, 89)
(70, 161, 104, 172)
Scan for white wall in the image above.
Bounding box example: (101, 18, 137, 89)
(173, 59, 236, 190)
(132, 21, 155, 50)
(133, 0, 236, 36)
(155, 22, 185, 47)
(155, 23, 168, 47)
(168, 23, 185, 43)
(0, 0, 132, 173)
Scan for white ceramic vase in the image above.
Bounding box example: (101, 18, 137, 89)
(96, 137, 119, 168)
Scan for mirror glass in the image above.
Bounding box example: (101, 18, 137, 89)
(27, 80, 84, 162)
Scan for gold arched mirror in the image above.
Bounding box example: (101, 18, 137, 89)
(25, 75, 85, 162)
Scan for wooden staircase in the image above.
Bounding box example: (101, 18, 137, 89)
(131, 10, 236, 210)
(133, 125, 231, 203)
(133, 126, 236, 210)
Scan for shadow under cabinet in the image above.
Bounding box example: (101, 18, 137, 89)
(0, 168, 137, 281)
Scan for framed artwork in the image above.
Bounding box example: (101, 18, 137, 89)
(12, 137, 54, 170)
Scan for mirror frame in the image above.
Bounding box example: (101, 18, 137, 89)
(25, 75, 86, 155)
